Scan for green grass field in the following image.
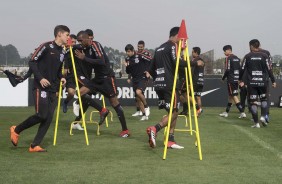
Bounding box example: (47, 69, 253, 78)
(1, 106, 282, 184)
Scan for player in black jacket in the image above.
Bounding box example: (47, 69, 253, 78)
(71, 31, 109, 127)
(190, 47, 205, 116)
(10, 25, 70, 152)
(220, 45, 246, 118)
(125, 44, 151, 121)
(130, 40, 152, 116)
(146, 27, 188, 149)
(239, 39, 276, 128)
(75, 30, 130, 137)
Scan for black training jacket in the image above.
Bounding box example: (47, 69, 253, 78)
(29, 41, 65, 92)
(222, 54, 240, 83)
(148, 40, 187, 90)
(239, 51, 275, 87)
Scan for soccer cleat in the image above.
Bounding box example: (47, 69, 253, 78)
(29, 145, 47, 152)
(260, 116, 268, 127)
(251, 123, 260, 128)
(146, 126, 157, 148)
(63, 100, 68, 113)
(197, 108, 203, 117)
(120, 129, 130, 138)
(10, 126, 19, 146)
(145, 107, 150, 116)
(219, 112, 228, 117)
(73, 101, 80, 116)
(140, 116, 149, 121)
(239, 112, 247, 119)
(167, 141, 184, 149)
(132, 111, 142, 117)
(72, 123, 84, 130)
(99, 108, 109, 125)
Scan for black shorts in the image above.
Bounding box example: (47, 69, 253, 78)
(77, 75, 96, 92)
(227, 82, 239, 96)
(247, 86, 267, 103)
(193, 85, 203, 97)
(66, 75, 76, 89)
(33, 89, 57, 120)
(178, 78, 187, 94)
(156, 90, 180, 112)
(133, 79, 148, 94)
(92, 77, 117, 98)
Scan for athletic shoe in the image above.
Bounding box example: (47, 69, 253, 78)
(197, 108, 203, 116)
(73, 101, 79, 116)
(72, 123, 84, 130)
(99, 108, 109, 125)
(146, 126, 157, 148)
(251, 123, 260, 128)
(167, 141, 184, 149)
(219, 112, 228, 117)
(179, 110, 188, 115)
(239, 112, 247, 119)
(265, 114, 270, 123)
(132, 111, 142, 117)
(260, 116, 268, 127)
(63, 100, 68, 113)
(120, 130, 130, 138)
(29, 145, 47, 152)
(145, 107, 150, 116)
(10, 126, 19, 146)
(140, 116, 148, 121)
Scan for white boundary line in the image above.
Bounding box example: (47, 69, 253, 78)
(219, 116, 282, 159)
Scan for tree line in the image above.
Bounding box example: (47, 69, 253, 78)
(0, 44, 30, 66)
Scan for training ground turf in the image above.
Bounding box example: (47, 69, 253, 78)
(1, 106, 282, 183)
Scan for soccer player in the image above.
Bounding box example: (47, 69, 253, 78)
(239, 39, 276, 128)
(71, 31, 110, 129)
(10, 25, 70, 152)
(258, 47, 272, 123)
(62, 34, 77, 114)
(130, 40, 152, 117)
(125, 44, 151, 121)
(75, 31, 130, 137)
(146, 27, 188, 149)
(190, 47, 205, 115)
(219, 45, 246, 118)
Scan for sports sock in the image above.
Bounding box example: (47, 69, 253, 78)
(261, 101, 268, 117)
(82, 94, 103, 112)
(114, 104, 127, 131)
(250, 105, 258, 123)
(226, 103, 232, 113)
(183, 102, 188, 112)
(168, 133, 175, 142)
(154, 123, 162, 132)
(236, 102, 244, 113)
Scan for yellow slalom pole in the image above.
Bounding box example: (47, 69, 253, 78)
(69, 46, 89, 145)
(163, 40, 183, 160)
(53, 73, 63, 145)
(185, 43, 202, 160)
(184, 67, 192, 135)
(53, 47, 66, 146)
